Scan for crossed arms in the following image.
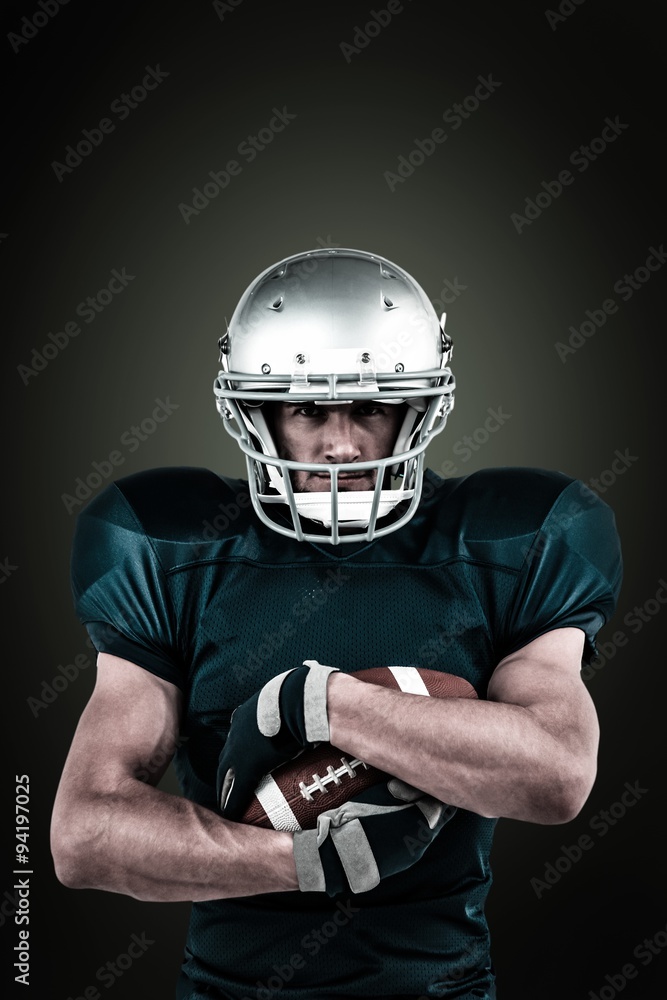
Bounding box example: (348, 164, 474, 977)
(50, 627, 598, 902)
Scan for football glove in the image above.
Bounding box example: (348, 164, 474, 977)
(292, 778, 456, 896)
(217, 659, 339, 819)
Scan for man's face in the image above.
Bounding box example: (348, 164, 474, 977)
(269, 401, 407, 493)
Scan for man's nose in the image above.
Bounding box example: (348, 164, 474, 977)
(322, 414, 361, 463)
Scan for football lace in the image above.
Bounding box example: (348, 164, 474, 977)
(298, 757, 369, 801)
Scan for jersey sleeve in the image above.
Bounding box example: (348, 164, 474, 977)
(70, 481, 185, 689)
(501, 479, 623, 665)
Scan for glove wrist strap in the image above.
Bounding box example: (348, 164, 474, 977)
(293, 829, 327, 893)
(302, 660, 339, 741)
(256, 660, 339, 740)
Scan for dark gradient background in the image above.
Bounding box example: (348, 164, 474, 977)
(2, 1, 666, 997)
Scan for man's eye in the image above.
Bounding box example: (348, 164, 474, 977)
(295, 406, 322, 417)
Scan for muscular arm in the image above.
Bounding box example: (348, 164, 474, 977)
(50, 653, 298, 902)
(327, 627, 599, 824)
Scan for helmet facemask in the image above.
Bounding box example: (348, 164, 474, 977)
(213, 249, 455, 544)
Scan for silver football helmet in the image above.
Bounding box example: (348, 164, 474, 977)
(213, 248, 455, 543)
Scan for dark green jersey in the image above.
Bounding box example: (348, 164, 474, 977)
(71, 465, 622, 1000)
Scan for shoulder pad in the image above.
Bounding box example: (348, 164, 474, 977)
(75, 466, 256, 573)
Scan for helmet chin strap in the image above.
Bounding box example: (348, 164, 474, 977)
(391, 403, 424, 476)
(241, 406, 286, 495)
(246, 405, 416, 526)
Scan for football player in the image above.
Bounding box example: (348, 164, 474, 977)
(51, 248, 623, 1000)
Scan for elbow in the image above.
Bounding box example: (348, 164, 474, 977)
(532, 759, 596, 825)
(542, 789, 586, 826)
(50, 804, 106, 890)
(51, 822, 95, 889)
(51, 834, 88, 889)
(53, 857, 88, 891)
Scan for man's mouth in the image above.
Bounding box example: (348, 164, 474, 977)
(312, 472, 368, 482)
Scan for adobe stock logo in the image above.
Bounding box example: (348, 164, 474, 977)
(27, 649, 93, 718)
(511, 116, 629, 234)
(7, 0, 69, 54)
(582, 576, 667, 683)
(51, 66, 170, 182)
(530, 779, 648, 899)
(339, 1, 413, 62)
(212, 0, 244, 19)
(383, 75, 501, 192)
(555, 245, 666, 362)
(545, 0, 587, 31)
(61, 396, 180, 514)
(242, 899, 359, 1000)
(587, 919, 667, 1000)
(0, 557, 18, 586)
(178, 106, 296, 224)
(64, 932, 156, 999)
(17, 267, 136, 385)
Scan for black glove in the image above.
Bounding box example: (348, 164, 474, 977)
(217, 659, 339, 819)
(292, 778, 456, 895)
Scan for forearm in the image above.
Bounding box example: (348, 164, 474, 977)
(52, 780, 298, 902)
(327, 673, 594, 823)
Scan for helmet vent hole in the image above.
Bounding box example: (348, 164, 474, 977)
(383, 295, 395, 308)
(271, 296, 284, 310)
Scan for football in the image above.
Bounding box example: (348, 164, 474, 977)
(240, 666, 478, 831)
